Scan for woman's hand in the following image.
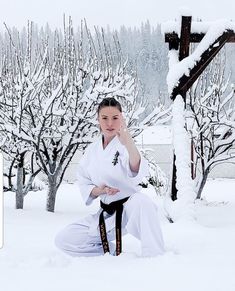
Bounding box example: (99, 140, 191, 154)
(102, 185, 120, 195)
(91, 185, 120, 197)
(116, 115, 131, 146)
(117, 114, 141, 173)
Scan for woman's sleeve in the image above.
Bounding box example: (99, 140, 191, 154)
(76, 148, 96, 206)
(122, 149, 149, 185)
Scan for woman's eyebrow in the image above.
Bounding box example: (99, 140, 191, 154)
(101, 114, 119, 117)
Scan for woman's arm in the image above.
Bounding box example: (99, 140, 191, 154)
(123, 136, 141, 173)
(117, 116, 141, 173)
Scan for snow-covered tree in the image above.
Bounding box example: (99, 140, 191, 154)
(0, 22, 43, 208)
(0, 19, 170, 212)
(187, 52, 235, 199)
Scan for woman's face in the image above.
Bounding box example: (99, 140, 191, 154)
(98, 106, 122, 139)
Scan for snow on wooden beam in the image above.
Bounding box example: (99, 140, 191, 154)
(171, 30, 232, 99)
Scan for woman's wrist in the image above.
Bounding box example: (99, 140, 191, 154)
(91, 186, 102, 198)
(124, 137, 136, 151)
(124, 140, 141, 173)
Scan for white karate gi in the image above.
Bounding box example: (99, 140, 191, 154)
(55, 135, 164, 257)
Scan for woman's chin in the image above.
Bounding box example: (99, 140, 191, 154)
(103, 131, 117, 139)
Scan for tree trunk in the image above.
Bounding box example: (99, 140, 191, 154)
(196, 167, 210, 199)
(8, 158, 16, 191)
(23, 171, 39, 197)
(46, 176, 58, 212)
(16, 165, 24, 209)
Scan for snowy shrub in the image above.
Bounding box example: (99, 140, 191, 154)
(140, 149, 169, 196)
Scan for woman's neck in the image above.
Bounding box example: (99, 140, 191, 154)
(102, 135, 115, 149)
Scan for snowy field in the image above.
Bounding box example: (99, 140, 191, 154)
(1, 178, 235, 291)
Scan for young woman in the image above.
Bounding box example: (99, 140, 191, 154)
(55, 97, 164, 257)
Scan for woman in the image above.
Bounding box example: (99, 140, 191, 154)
(55, 97, 164, 257)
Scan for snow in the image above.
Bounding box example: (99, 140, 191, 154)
(161, 17, 235, 35)
(168, 49, 179, 69)
(162, 20, 213, 35)
(177, 7, 192, 18)
(167, 95, 196, 221)
(134, 125, 172, 145)
(1, 178, 235, 291)
(1, 16, 235, 289)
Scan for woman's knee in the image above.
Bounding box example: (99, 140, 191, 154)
(55, 224, 87, 250)
(128, 192, 156, 209)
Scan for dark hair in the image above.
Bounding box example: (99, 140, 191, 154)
(97, 97, 122, 115)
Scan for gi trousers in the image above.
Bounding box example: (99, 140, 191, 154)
(55, 192, 165, 257)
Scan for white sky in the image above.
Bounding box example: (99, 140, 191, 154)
(0, 0, 234, 29)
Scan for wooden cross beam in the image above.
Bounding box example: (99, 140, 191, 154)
(165, 32, 235, 47)
(170, 30, 235, 100)
(165, 18, 235, 100)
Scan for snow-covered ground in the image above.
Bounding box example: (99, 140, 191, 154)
(1, 179, 235, 291)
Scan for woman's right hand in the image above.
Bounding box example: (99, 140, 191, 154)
(91, 185, 120, 197)
(102, 185, 120, 195)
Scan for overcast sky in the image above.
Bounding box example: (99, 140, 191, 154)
(0, 0, 234, 29)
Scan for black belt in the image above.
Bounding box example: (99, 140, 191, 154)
(99, 196, 130, 256)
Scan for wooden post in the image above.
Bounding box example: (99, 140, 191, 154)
(191, 137, 195, 179)
(171, 16, 192, 201)
(165, 18, 235, 202)
(179, 16, 192, 60)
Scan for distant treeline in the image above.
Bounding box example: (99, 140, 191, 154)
(0, 19, 234, 110)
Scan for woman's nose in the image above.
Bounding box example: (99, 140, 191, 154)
(107, 119, 113, 127)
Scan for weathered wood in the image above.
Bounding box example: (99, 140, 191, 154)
(165, 32, 235, 44)
(166, 32, 179, 50)
(179, 16, 192, 62)
(171, 30, 233, 99)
